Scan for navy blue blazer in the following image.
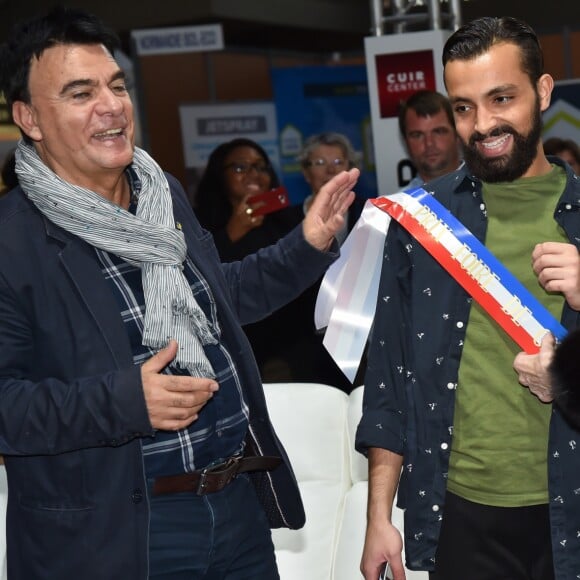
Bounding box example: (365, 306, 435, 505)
(0, 174, 337, 579)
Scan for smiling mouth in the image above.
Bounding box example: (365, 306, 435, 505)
(93, 128, 124, 139)
(480, 134, 511, 150)
(472, 132, 514, 158)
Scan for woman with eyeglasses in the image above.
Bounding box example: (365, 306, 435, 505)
(194, 137, 329, 385)
(298, 132, 365, 246)
(298, 133, 368, 388)
(194, 138, 301, 262)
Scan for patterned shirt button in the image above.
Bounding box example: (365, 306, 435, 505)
(566, 204, 572, 210)
(456, 321, 464, 329)
(446, 382, 454, 390)
(432, 504, 440, 512)
(440, 442, 449, 450)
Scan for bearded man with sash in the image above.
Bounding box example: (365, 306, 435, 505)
(357, 17, 580, 580)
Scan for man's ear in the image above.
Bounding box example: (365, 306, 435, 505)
(537, 73, 554, 113)
(11, 101, 42, 142)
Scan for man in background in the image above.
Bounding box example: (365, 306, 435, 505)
(398, 89, 461, 188)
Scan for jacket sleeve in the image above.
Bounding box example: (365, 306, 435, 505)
(222, 225, 339, 326)
(355, 223, 411, 457)
(167, 173, 340, 327)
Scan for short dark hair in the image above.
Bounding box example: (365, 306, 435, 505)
(543, 137, 580, 166)
(193, 138, 280, 232)
(398, 90, 455, 137)
(0, 6, 119, 108)
(442, 16, 544, 87)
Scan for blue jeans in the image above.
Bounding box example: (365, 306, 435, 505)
(148, 474, 280, 579)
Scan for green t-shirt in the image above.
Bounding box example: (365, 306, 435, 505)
(446, 165, 567, 507)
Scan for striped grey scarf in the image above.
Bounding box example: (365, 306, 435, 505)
(15, 140, 217, 378)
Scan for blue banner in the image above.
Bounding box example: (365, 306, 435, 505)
(271, 65, 377, 205)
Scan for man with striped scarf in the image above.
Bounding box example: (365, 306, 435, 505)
(0, 7, 358, 580)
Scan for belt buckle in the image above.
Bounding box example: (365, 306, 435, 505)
(196, 454, 242, 495)
(196, 468, 210, 495)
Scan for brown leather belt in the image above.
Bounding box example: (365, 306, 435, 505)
(152, 454, 282, 496)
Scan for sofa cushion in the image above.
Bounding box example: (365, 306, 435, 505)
(264, 382, 428, 580)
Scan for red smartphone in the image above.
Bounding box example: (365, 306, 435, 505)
(246, 186, 290, 216)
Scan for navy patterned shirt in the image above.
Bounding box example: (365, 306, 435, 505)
(356, 160, 580, 579)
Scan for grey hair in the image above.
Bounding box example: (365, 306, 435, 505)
(298, 132, 358, 169)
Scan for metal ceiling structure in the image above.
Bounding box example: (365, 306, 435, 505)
(0, 0, 577, 55)
(370, 0, 463, 35)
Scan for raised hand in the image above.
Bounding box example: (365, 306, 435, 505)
(225, 195, 265, 242)
(303, 168, 360, 251)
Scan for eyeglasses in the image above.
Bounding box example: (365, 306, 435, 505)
(304, 158, 347, 169)
(225, 162, 271, 175)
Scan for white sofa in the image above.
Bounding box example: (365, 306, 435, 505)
(264, 382, 427, 580)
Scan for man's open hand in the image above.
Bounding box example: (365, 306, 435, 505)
(141, 340, 218, 431)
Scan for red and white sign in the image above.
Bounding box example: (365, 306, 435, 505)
(375, 50, 436, 118)
(365, 30, 450, 196)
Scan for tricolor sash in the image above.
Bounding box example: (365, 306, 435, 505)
(315, 187, 567, 382)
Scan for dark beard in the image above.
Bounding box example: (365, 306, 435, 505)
(461, 103, 543, 183)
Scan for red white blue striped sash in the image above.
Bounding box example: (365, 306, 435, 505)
(315, 188, 567, 382)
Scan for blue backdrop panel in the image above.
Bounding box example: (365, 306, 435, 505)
(271, 65, 377, 205)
